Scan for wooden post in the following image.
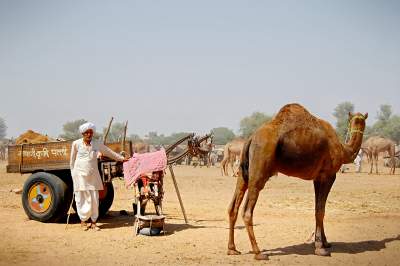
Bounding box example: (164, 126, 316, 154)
(103, 117, 114, 144)
(19, 144, 24, 173)
(168, 165, 188, 224)
(121, 121, 128, 154)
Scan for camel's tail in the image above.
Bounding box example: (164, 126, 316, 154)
(240, 138, 252, 183)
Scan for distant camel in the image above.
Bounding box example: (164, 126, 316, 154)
(227, 103, 367, 260)
(362, 136, 396, 174)
(221, 138, 246, 176)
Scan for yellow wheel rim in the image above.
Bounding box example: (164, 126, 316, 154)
(28, 182, 52, 213)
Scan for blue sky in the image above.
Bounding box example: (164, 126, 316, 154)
(1, 0, 399, 138)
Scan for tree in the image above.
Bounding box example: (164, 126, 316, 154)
(369, 105, 400, 143)
(383, 115, 400, 143)
(128, 134, 142, 142)
(163, 132, 193, 145)
(146, 131, 164, 145)
(0, 117, 6, 139)
(333, 102, 354, 141)
(239, 112, 272, 138)
(60, 119, 87, 140)
(211, 127, 235, 145)
(376, 104, 392, 123)
(103, 122, 126, 143)
(370, 104, 393, 136)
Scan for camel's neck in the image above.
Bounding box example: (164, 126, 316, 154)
(341, 131, 364, 164)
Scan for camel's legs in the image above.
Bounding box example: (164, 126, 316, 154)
(227, 177, 248, 255)
(242, 184, 268, 260)
(220, 159, 227, 176)
(313, 176, 336, 256)
(389, 149, 396, 174)
(369, 157, 373, 174)
(374, 153, 379, 174)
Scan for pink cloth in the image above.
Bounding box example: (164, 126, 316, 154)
(123, 149, 167, 187)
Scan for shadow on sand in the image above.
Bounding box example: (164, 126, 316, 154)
(62, 210, 212, 234)
(265, 235, 400, 256)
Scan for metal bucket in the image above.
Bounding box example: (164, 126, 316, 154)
(135, 214, 165, 236)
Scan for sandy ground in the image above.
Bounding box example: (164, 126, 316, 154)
(0, 161, 399, 265)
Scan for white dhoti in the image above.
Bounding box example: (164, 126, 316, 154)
(70, 138, 124, 223)
(74, 190, 99, 222)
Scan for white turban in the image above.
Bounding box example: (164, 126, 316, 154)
(79, 122, 96, 134)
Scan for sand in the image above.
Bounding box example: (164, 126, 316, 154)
(0, 161, 399, 265)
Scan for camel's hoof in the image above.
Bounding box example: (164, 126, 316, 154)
(254, 253, 269, 260)
(315, 248, 331, 256)
(227, 249, 241, 255)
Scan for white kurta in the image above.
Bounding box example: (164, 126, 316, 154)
(70, 138, 124, 191)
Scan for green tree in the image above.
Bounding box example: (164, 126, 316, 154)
(239, 112, 272, 138)
(333, 102, 354, 141)
(0, 117, 6, 139)
(128, 134, 142, 142)
(103, 122, 126, 143)
(163, 132, 193, 145)
(370, 104, 393, 136)
(60, 119, 87, 140)
(376, 104, 392, 123)
(369, 105, 400, 143)
(211, 127, 235, 145)
(384, 115, 400, 143)
(146, 131, 164, 145)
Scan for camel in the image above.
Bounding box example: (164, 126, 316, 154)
(362, 136, 396, 174)
(221, 138, 246, 176)
(227, 103, 367, 260)
(196, 135, 214, 167)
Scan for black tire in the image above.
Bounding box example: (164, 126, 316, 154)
(22, 172, 70, 222)
(98, 182, 114, 217)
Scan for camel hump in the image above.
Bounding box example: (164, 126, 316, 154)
(272, 103, 319, 128)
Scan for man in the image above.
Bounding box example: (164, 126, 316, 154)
(70, 122, 127, 231)
(354, 149, 363, 173)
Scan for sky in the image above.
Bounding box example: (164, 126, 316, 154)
(0, 0, 399, 138)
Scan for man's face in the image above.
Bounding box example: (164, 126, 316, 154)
(82, 129, 94, 143)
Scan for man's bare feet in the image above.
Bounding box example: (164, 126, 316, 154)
(81, 221, 89, 231)
(91, 222, 101, 231)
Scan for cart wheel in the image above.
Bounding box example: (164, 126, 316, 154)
(22, 172, 69, 222)
(98, 182, 114, 217)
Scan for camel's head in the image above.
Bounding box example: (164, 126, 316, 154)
(348, 112, 368, 137)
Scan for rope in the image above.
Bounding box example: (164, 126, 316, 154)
(347, 114, 366, 138)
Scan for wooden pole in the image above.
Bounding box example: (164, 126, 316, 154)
(168, 165, 188, 224)
(121, 121, 128, 154)
(103, 117, 114, 144)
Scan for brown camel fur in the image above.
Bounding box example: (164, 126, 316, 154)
(362, 136, 396, 174)
(227, 103, 367, 260)
(221, 138, 246, 176)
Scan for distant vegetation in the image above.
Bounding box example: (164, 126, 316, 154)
(0, 116, 6, 140)
(50, 104, 399, 145)
(334, 102, 400, 143)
